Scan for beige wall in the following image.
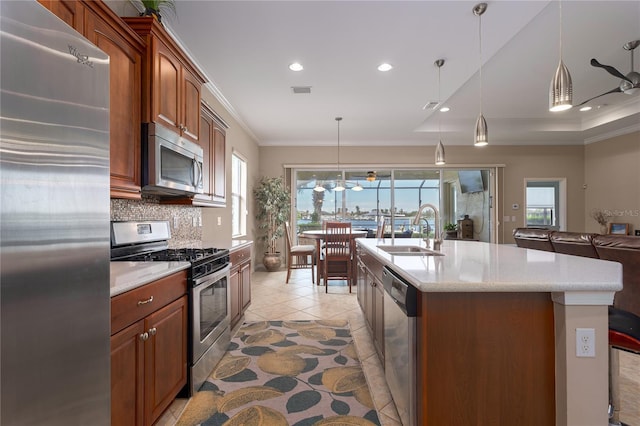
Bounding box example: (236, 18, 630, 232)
(584, 131, 640, 235)
(200, 90, 260, 248)
(259, 144, 587, 244)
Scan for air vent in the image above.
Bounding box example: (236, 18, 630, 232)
(422, 101, 440, 110)
(292, 86, 312, 94)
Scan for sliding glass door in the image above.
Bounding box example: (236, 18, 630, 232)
(292, 168, 493, 242)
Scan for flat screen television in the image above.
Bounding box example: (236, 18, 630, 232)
(458, 170, 485, 193)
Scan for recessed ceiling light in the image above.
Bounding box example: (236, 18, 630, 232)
(289, 62, 303, 71)
(579, 106, 592, 112)
(439, 106, 450, 112)
(377, 63, 393, 72)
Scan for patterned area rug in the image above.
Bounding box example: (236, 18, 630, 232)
(177, 320, 380, 425)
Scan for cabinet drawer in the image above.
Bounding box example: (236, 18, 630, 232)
(111, 270, 187, 335)
(230, 245, 251, 266)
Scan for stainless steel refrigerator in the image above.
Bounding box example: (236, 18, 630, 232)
(1, 1, 111, 424)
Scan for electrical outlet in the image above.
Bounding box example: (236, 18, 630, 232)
(576, 328, 596, 357)
(192, 217, 197, 227)
(217, 216, 222, 226)
(173, 217, 179, 229)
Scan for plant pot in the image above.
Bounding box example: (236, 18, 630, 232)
(445, 230, 458, 240)
(262, 252, 281, 272)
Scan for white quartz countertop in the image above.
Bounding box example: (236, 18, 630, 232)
(110, 261, 190, 297)
(357, 238, 623, 294)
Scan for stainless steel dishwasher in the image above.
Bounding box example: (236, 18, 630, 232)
(382, 266, 418, 426)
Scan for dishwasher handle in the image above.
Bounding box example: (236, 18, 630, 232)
(382, 266, 418, 317)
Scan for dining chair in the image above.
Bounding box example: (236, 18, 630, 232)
(284, 221, 316, 284)
(323, 221, 353, 293)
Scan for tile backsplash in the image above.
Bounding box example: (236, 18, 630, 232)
(111, 196, 202, 247)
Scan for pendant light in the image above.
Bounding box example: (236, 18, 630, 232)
(549, 0, 573, 111)
(352, 182, 363, 191)
(434, 59, 446, 165)
(313, 182, 325, 192)
(333, 117, 345, 192)
(473, 3, 488, 147)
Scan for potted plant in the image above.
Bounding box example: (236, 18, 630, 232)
(444, 223, 458, 239)
(254, 176, 291, 271)
(138, 0, 176, 23)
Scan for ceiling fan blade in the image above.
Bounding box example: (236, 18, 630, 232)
(576, 87, 623, 107)
(590, 59, 633, 83)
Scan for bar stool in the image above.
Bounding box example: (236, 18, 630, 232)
(593, 234, 640, 426)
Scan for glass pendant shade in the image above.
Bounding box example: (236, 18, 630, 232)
(313, 183, 325, 192)
(334, 181, 345, 192)
(352, 182, 363, 191)
(474, 113, 488, 147)
(435, 140, 446, 165)
(549, 59, 573, 111)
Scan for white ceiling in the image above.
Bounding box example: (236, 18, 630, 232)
(163, 1, 640, 147)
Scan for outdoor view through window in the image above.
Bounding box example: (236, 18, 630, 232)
(292, 169, 492, 242)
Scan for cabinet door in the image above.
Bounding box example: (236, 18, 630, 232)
(181, 70, 201, 143)
(373, 280, 385, 359)
(85, 10, 142, 199)
(364, 274, 375, 331)
(356, 261, 366, 311)
(144, 295, 188, 426)
(212, 124, 226, 203)
(154, 42, 181, 134)
(38, 0, 85, 33)
(111, 320, 145, 426)
(198, 108, 214, 197)
(241, 261, 252, 311)
(229, 266, 242, 328)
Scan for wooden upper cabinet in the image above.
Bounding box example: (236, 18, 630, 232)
(212, 123, 226, 203)
(38, 0, 85, 33)
(124, 17, 206, 144)
(155, 42, 181, 131)
(39, 1, 145, 199)
(173, 102, 226, 207)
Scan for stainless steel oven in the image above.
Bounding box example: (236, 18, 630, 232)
(191, 264, 231, 394)
(110, 221, 231, 396)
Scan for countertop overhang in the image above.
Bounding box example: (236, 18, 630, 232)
(357, 238, 622, 303)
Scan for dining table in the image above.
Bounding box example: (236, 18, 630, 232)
(300, 229, 368, 286)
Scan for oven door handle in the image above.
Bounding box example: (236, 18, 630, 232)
(193, 264, 231, 288)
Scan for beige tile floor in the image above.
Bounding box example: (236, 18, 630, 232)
(155, 268, 640, 426)
(155, 268, 401, 426)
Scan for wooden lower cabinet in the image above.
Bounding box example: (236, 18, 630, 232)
(230, 243, 252, 328)
(356, 251, 384, 360)
(110, 271, 188, 426)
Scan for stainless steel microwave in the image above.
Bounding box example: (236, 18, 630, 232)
(142, 123, 204, 196)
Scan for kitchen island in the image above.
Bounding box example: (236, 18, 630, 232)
(356, 238, 622, 426)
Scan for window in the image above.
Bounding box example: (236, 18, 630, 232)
(525, 179, 565, 231)
(231, 153, 247, 237)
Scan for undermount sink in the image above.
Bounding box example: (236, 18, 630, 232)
(376, 245, 444, 256)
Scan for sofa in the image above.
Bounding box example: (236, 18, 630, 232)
(513, 228, 640, 351)
(513, 228, 640, 316)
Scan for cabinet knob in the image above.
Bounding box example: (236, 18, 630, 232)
(137, 296, 153, 306)
(148, 327, 157, 336)
(139, 332, 149, 341)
